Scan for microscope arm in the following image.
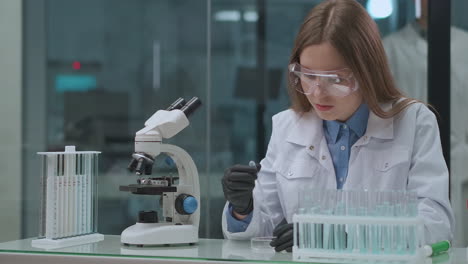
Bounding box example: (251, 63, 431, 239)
(159, 143, 200, 227)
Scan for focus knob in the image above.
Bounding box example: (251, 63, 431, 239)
(175, 194, 198, 215)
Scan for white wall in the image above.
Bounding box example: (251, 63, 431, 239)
(0, 0, 23, 242)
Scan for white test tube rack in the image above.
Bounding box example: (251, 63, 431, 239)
(293, 214, 425, 263)
(32, 146, 103, 249)
(292, 189, 426, 263)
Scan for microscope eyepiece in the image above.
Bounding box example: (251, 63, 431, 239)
(166, 97, 186, 111)
(180, 97, 202, 117)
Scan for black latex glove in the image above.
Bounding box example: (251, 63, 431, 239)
(222, 163, 260, 215)
(270, 218, 294, 252)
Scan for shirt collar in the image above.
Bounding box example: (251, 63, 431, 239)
(323, 120, 341, 144)
(323, 104, 370, 143)
(286, 102, 394, 148)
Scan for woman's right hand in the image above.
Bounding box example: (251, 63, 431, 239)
(221, 164, 260, 216)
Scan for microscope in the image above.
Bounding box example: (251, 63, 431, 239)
(120, 97, 202, 246)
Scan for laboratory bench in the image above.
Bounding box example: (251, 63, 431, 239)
(0, 235, 466, 264)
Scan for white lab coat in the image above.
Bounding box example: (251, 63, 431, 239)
(222, 102, 454, 245)
(384, 24, 468, 246)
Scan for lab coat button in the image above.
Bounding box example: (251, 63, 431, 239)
(309, 145, 314, 151)
(288, 171, 293, 176)
(321, 155, 326, 160)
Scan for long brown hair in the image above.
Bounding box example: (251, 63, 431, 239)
(288, 0, 415, 118)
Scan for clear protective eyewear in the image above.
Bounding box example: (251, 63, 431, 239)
(289, 63, 358, 97)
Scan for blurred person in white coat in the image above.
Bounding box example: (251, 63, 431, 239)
(221, 0, 454, 252)
(384, 0, 468, 246)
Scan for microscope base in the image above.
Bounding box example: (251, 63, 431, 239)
(121, 222, 198, 246)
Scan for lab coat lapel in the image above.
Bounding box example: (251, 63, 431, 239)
(353, 102, 394, 147)
(285, 111, 335, 173)
(285, 111, 322, 148)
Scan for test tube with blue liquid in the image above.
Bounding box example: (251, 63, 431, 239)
(293, 188, 423, 262)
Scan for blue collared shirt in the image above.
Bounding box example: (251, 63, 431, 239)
(226, 104, 370, 232)
(323, 104, 369, 189)
(226, 204, 254, 232)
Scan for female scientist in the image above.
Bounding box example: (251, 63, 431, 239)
(221, 0, 454, 252)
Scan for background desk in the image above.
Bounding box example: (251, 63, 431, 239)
(0, 235, 466, 264)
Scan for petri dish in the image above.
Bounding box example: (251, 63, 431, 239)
(250, 236, 276, 252)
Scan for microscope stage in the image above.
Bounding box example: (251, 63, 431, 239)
(120, 184, 177, 195)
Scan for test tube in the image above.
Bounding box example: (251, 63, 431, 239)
(370, 198, 379, 254)
(45, 154, 57, 239)
(86, 155, 93, 233)
(322, 209, 331, 250)
(312, 206, 322, 250)
(334, 196, 345, 251)
(83, 154, 88, 233)
(365, 190, 372, 254)
(408, 192, 418, 254)
(358, 191, 367, 253)
(79, 154, 84, 234)
(58, 154, 64, 238)
(391, 191, 397, 254)
(309, 207, 317, 250)
(76, 154, 81, 235)
(322, 191, 331, 250)
(64, 153, 72, 237)
(298, 208, 305, 249)
(382, 203, 390, 254)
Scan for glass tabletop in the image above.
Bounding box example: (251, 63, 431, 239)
(0, 235, 292, 263)
(0, 235, 466, 264)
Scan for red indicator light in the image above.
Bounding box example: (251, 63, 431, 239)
(72, 61, 81, 70)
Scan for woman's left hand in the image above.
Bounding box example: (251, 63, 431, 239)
(270, 218, 293, 252)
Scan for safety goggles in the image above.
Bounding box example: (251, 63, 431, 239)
(289, 63, 358, 97)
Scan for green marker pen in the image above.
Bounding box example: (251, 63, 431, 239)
(423, 240, 451, 257)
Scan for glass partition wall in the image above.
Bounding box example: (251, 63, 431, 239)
(13, 0, 465, 246)
(22, 0, 211, 238)
(450, 0, 468, 247)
